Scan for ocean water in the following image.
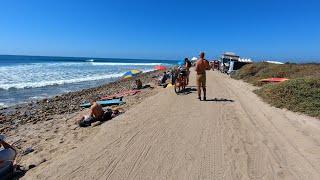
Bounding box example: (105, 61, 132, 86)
(0, 55, 178, 107)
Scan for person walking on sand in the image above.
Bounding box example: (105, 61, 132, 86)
(184, 58, 192, 85)
(195, 52, 210, 101)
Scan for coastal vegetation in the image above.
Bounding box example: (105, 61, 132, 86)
(232, 62, 320, 118)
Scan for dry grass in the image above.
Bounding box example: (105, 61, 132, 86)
(232, 62, 320, 118)
(232, 62, 320, 86)
(255, 78, 320, 118)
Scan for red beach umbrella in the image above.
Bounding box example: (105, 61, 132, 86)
(154, 65, 167, 71)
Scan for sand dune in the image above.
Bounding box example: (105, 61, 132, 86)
(24, 70, 320, 179)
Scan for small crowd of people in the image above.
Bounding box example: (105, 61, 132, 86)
(156, 57, 192, 88)
(161, 52, 211, 101)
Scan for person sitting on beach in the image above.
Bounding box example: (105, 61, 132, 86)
(0, 136, 17, 179)
(135, 79, 143, 89)
(77, 102, 122, 127)
(158, 72, 168, 85)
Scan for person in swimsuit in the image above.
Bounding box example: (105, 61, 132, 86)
(0, 136, 17, 179)
(0, 136, 16, 165)
(171, 68, 178, 85)
(184, 58, 192, 85)
(195, 52, 210, 101)
(135, 79, 143, 89)
(78, 102, 121, 127)
(159, 72, 168, 85)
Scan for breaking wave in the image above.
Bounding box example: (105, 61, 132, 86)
(0, 73, 124, 90)
(90, 62, 163, 66)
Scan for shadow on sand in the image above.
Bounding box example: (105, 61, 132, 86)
(176, 87, 197, 95)
(203, 98, 234, 102)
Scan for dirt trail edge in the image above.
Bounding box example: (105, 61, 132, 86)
(24, 70, 320, 180)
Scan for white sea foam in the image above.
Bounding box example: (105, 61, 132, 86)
(29, 96, 49, 100)
(0, 73, 124, 90)
(0, 60, 160, 90)
(0, 57, 172, 107)
(90, 62, 163, 66)
(0, 102, 6, 108)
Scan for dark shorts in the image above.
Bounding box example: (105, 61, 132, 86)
(0, 161, 14, 180)
(0, 149, 16, 162)
(180, 70, 187, 76)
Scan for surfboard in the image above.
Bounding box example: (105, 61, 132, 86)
(80, 98, 125, 108)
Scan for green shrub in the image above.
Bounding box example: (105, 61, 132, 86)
(232, 63, 320, 86)
(255, 78, 320, 118)
(232, 62, 320, 118)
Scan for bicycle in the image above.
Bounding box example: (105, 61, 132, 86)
(174, 70, 187, 93)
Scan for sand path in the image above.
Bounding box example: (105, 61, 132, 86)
(24, 70, 320, 180)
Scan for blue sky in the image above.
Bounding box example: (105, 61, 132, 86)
(0, 0, 319, 61)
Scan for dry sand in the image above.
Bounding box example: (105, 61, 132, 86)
(4, 84, 160, 171)
(23, 70, 320, 179)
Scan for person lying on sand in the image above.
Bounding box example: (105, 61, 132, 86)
(77, 102, 122, 127)
(0, 135, 16, 165)
(0, 135, 17, 179)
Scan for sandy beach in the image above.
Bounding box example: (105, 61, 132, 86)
(0, 70, 164, 172)
(16, 69, 320, 179)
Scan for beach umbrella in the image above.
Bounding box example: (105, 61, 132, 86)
(154, 65, 167, 71)
(122, 69, 142, 78)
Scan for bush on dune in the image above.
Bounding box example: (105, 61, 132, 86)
(232, 63, 320, 86)
(255, 78, 320, 118)
(232, 62, 320, 118)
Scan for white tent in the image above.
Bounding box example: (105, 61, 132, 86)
(265, 61, 284, 65)
(191, 57, 198, 61)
